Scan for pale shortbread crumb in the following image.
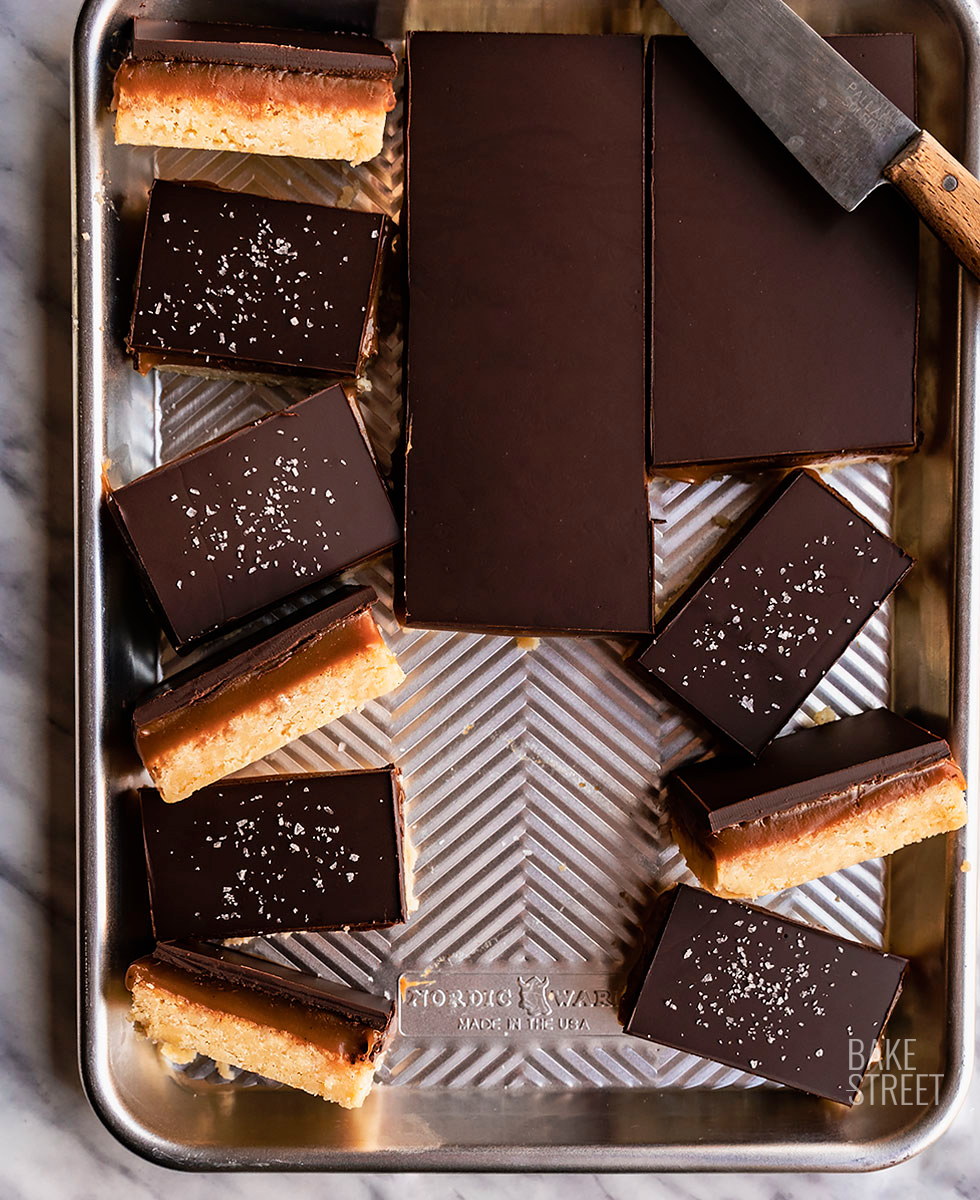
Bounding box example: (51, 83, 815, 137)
(812, 706, 839, 726)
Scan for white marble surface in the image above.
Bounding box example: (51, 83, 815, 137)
(0, 0, 977, 1194)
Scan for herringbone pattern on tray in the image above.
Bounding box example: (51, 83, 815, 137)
(153, 78, 889, 1093)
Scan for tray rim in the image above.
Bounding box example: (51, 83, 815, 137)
(72, 0, 980, 1172)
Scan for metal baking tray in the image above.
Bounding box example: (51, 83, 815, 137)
(73, 0, 980, 1171)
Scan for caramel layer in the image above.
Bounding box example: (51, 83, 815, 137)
(113, 59, 395, 118)
(126, 956, 382, 1063)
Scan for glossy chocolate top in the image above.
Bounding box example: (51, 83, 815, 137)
(133, 583, 377, 727)
(141, 769, 406, 940)
(671, 708, 951, 831)
(128, 180, 388, 379)
(403, 33, 653, 635)
(651, 35, 918, 470)
(131, 19, 397, 77)
(622, 885, 907, 1104)
(108, 386, 399, 652)
(152, 940, 393, 1031)
(634, 471, 913, 756)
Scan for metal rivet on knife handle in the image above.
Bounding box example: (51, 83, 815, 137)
(884, 131, 980, 280)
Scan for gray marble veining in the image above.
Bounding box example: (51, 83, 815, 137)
(0, 0, 976, 1194)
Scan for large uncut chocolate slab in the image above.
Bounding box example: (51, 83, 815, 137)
(127, 181, 388, 378)
(650, 35, 918, 475)
(633, 472, 913, 756)
(141, 769, 408, 940)
(620, 885, 907, 1104)
(108, 385, 399, 652)
(403, 33, 653, 635)
(668, 709, 967, 898)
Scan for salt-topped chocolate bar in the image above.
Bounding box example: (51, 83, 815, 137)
(620, 885, 907, 1104)
(133, 585, 405, 804)
(127, 940, 393, 1107)
(108, 385, 399, 653)
(650, 35, 918, 476)
(141, 769, 412, 940)
(633, 471, 913, 756)
(127, 180, 389, 380)
(402, 33, 653, 635)
(114, 20, 397, 164)
(668, 709, 967, 899)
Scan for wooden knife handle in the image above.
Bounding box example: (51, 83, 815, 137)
(885, 130, 980, 280)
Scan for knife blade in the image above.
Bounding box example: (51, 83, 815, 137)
(657, 0, 980, 278)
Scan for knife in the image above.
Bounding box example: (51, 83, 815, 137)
(655, 0, 980, 279)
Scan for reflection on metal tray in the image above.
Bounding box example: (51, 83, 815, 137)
(73, 0, 979, 1171)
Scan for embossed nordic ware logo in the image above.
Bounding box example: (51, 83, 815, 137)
(517, 975, 552, 1018)
(399, 971, 621, 1038)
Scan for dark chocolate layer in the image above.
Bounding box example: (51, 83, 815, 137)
(141, 769, 407, 940)
(650, 35, 918, 471)
(133, 583, 377, 729)
(131, 19, 397, 78)
(671, 709, 951, 832)
(128, 180, 388, 380)
(621, 885, 907, 1104)
(153, 940, 393, 1031)
(108, 387, 398, 652)
(633, 471, 913, 756)
(402, 33, 653, 635)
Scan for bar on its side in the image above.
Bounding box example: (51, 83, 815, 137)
(107, 384, 400, 653)
(126, 940, 393, 1108)
(132, 586, 404, 804)
(632, 471, 913, 756)
(668, 709, 967, 899)
(126, 181, 390, 382)
(620, 885, 907, 1104)
(113, 20, 397, 163)
(650, 35, 918, 477)
(141, 768, 413, 940)
(402, 33, 653, 636)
